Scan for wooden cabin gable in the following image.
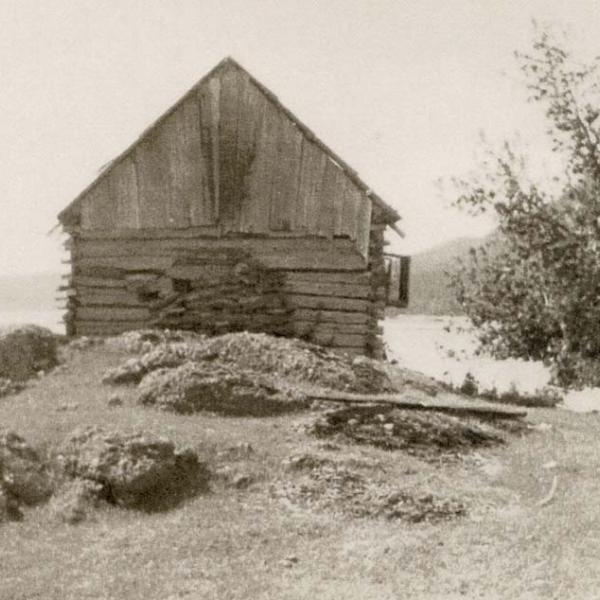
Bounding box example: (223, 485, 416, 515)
(70, 61, 382, 258)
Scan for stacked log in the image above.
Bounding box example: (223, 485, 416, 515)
(61, 229, 388, 356)
(365, 209, 390, 359)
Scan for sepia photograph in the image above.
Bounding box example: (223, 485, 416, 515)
(2, 1, 600, 598)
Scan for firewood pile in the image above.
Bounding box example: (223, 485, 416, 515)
(149, 249, 290, 335)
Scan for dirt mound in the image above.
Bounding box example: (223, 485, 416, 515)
(105, 331, 394, 397)
(189, 332, 393, 394)
(308, 404, 507, 459)
(57, 426, 210, 511)
(0, 378, 26, 399)
(0, 429, 54, 521)
(103, 343, 201, 385)
(0, 325, 58, 382)
(277, 457, 465, 522)
(106, 329, 206, 355)
(138, 362, 308, 416)
(48, 478, 103, 524)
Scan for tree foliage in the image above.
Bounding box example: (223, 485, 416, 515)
(450, 28, 600, 386)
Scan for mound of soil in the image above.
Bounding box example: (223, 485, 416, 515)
(138, 362, 308, 416)
(190, 332, 393, 394)
(0, 429, 53, 521)
(105, 331, 394, 397)
(106, 329, 206, 355)
(57, 426, 210, 511)
(0, 378, 26, 399)
(0, 325, 58, 382)
(277, 456, 465, 522)
(308, 404, 508, 459)
(103, 343, 201, 385)
(48, 478, 103, 524)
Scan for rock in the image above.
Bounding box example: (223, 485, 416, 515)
(0, 377, 25, 399)
(138, 361, 308, 416)
(49, 478, 103, 525)
(0, 429, 53, 507)
(0, 325, 58, 382)
(108, 394, 123, 407)
(216, 442, 254, 461)
(57, 426, 210, 510)
(279, 556, 299, 568)
(56, 402, 79, 412)
(232, 474, 253, 489)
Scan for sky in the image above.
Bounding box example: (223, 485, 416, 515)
(2, 0, 600, 276)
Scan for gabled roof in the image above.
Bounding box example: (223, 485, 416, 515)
(58, 57, 400, 226)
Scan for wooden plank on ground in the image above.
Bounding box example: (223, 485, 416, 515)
(307, 391, 528, 419)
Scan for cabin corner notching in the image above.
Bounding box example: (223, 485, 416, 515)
(57, 57, 407, 358)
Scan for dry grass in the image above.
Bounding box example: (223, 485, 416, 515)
(1, 345, 600, 598)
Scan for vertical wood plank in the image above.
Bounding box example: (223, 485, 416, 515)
(81, 177, 116, 230)
(269, 116, 303, 231)
(161, 111, 190, 228)
(317, 158, 340, 238)
(340, 180, 362, 240)
(108, 156, 140, 229)
(135, 127, 170, 228)
(354, 197, 372, 260)
(218, 66, 241, 231)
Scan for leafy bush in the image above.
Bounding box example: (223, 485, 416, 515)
(449, 28, 600, 387)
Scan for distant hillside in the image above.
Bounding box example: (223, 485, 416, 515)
(0, 272, 62, 311)
(401, 237, 485, 316)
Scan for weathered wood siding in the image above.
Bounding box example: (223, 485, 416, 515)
(63, 232, 379, 354)
(76, 63, 372, 258)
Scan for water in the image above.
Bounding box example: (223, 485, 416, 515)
(0, 309, 65, 334)
(383, 314, 600, 413)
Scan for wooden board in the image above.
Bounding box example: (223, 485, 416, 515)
(135, 127, 171, 228)
(75, 237, 367, 271)
(285, 270, 370, 285)
(292, 321, 368, 335)
(75, 320, 149, 335)
(72, 276, 126, 289)
(80, 178, 117, 230)
(108, 156, 140, 229)
(306, 391, 528, 419)
(76, 306, 151, 321)
(269, 113, 303, 231)
(285, 294, 370, 312)
(291, 308, 370, 324)
(76, 289, 145, 307)
(284, 281, 371, 299)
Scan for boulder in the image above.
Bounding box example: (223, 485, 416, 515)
(0, 325, 58, 382)
(138, 361, 308, 416)
(57, 427, 210, 510)
(0, 429, 53, 508)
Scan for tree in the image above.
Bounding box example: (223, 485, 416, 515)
(449, 27, 600, 386)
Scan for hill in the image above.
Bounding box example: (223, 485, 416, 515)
(0, 272, 62, 311)
(401, 237, 485, 315)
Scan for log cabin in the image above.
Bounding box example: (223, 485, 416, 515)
(57, 57, 408, 358)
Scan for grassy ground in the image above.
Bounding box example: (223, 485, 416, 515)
(2, 345, 600, 599)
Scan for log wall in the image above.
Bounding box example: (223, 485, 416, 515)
(62, 231, 382, 356)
